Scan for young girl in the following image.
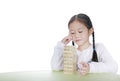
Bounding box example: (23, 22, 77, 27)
(51, 13, 118, 75)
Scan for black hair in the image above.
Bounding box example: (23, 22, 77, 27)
(68, 13, 98, 62)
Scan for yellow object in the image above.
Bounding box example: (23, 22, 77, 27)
(63, 46, 77, 74)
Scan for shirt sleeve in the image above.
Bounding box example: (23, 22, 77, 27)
(51, 41, 65, 70)
(89, 44, 118, 73)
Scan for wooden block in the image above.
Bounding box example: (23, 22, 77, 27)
(63, 46, 77, 74)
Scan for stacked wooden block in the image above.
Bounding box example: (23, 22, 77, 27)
(63, 46, 77, 74)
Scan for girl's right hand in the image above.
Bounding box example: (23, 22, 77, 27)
(61, 35, 72, 45)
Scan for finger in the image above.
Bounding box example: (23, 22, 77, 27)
(80, 62, 83, 65)
(62, 36, 72, 44)
(67, 35, 72, 40)
(81, 67, 87, 72)
(80, 66, 89, 74)
(80, 62, 85, 67)
(80, 70, 87, 76)
(78, 63, 83, 69)
(64, 36, 71, 42)
(68, 34, 73, 40)
(84, 63, 89, 67)
(65, 39, 71, 44)
(80, 62, 88, 67)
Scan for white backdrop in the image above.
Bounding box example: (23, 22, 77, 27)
(0, 0, 120, 74)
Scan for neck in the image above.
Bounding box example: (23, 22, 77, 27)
(77, 42, 91, 51)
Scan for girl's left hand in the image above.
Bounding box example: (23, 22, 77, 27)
(79, 62, 90, 75)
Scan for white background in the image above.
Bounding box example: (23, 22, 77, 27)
(0, 0, 120, 74)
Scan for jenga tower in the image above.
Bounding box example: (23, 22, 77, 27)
(63, 46, 77, 74)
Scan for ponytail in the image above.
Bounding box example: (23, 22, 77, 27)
(92, 32, 98, 62)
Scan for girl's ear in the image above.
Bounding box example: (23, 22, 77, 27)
(89, 28, 94, 36)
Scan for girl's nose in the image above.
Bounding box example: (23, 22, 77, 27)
(75, 33, 80, 38)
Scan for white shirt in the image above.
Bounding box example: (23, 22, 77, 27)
(51, 42, 118, 73)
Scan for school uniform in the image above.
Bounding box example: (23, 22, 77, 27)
(51, 42, 118, 73)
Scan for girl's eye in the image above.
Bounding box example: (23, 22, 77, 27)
(79, 31, 83, 33)
(71, 32, 75, 34)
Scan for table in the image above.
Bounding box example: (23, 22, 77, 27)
(0, 70, 120, 81)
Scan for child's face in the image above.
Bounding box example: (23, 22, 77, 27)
(69, 20, 93, 46)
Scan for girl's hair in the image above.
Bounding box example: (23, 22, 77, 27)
(68, 13, 98, 62)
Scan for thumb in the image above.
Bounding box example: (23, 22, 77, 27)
(80, 62, 88, 67)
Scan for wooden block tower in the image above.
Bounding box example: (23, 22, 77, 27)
(63, 46, 77, 74)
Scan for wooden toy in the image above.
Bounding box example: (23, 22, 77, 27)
(63, 46, 77, 74)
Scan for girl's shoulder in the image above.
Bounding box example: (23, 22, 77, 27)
(95, 43, 104, 47)
(95, 43, 106, 49)
(95, 43, 106, 50)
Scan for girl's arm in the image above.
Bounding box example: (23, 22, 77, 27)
(89, 44, 118, 73)
(51, 42, 65, 70)
(51, 36, 72, 70)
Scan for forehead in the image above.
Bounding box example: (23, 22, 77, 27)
(69, 20, 87, 31)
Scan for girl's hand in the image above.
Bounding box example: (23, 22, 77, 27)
(79, 62, 90, 76)
(61, 35, 72, 45)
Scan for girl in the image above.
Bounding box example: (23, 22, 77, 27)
(51, 13, 118, 75)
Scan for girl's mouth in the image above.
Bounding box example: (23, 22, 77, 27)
(75, 39, 82, 42)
